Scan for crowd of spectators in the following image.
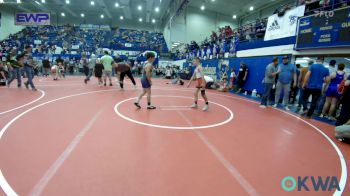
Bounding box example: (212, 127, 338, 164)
(0, 24, 168, 60)
(173, 19, 267, 61)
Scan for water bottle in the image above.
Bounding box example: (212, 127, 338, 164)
(252, 89, 257, 97)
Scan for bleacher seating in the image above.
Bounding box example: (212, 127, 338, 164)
(0, 25, 169, 58)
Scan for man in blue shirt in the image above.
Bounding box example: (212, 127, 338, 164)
(302, 59, 329, 117)
(273, 56, 297, 110)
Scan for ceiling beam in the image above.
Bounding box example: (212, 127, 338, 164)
(52, 0, 77, 17)
(120, 0, 132, 19)
(146, 0, 155, 23)
(11, 4, 33, 13)
(96, 0, 112, 18)
(27, 1, 51, 12)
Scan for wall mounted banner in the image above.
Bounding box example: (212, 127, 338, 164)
(264, 5, 305, 41)
(15, 13, 50, 26)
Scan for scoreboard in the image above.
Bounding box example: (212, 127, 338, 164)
(295, 6, 350, 50)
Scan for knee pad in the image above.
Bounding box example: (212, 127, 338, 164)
(201, 90, 206, 96)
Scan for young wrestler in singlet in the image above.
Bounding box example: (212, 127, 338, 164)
(134, 52, 156, 109)
(187, 57, 209, 111)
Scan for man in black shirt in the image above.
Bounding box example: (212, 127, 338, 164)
(42, 57, 51, 77)
(237, 62, 248, 93)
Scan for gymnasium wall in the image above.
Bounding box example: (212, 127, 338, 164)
(0, 8, 25, 40)
(163, 6, 238, 47)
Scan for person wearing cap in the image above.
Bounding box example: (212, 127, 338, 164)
(236, 61, 248, 93)
(23, 45, 37, 91)
(301, 57, 329, 117)
(260, 57, 280, 108)
(273, 56, 297, 110)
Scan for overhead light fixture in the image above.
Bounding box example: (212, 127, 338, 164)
(115, 2, 119, 7)
(101, 14, 104, 18)
(139, 18, 142, 22)
(90, 1, 95, 5)
(233, 15, 237, 19)
(211, 0, 215, 2)
(155, 7, 159, 12)
(138, 5, 142, 10)
(152, 19, 156, 23)
(35, 1, 41, 5)
(249, 6, 254, 11)
(0, 0, 4, 3)
(41, 0, 45, 3)
(120, 16, 124, 20)
(81, 13, 85, 17)
(17, 0, 21, 3)
(61, 13, 65, 16)
(66, 0, 70, 4)
(200, 5, 205, 10)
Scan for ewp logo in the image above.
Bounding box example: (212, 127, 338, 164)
(15, 13, 50, 25)
(281, 176, 340, 192)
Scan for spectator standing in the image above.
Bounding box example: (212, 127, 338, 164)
(229, 68, 236, 90)
(273, 56, 297, 110)
(23, 45, 37, 91)
(42, 57, 51, 77)
(84, 53, 97, 84)
(320, 63, 347, 120)
(316, 59, 337, 114)
(100, 51, 114, 86)
(260, 57, 280, 108)
(0, 61, 8, 83)
(7, 51, 22, 88)
(289, 64, 301, 105)
(297, 61, 312, 110)
(301, 59, 329, 117)
(236, 62, 249, 93)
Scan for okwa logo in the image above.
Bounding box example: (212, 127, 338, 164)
(281, 176, 340, 192)
(268, 20, 280, 31)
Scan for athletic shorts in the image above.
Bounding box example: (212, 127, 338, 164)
(326, 86, 341, 98)
(196, 78, 204, 88)
(141, 78, 151, 89)
(103, 70, 112, 77)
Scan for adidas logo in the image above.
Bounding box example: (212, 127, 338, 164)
(268, 20, 280, 31)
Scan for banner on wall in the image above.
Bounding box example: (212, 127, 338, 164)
(15, 13, 50, 26)
(264, 5, 305, 41)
